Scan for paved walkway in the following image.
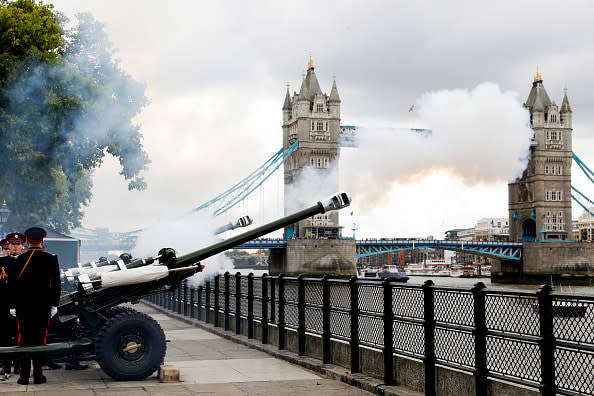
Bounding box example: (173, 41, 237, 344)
(0, 304, 372, 395)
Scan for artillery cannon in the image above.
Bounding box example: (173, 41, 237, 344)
(0, 193, 351, 381)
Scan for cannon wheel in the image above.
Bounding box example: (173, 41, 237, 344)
(95, 308, 166, 381)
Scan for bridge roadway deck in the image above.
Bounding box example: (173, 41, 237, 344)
(0, 304, 372, 395)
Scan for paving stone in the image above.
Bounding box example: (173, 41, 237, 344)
(0, 304, 374, 395)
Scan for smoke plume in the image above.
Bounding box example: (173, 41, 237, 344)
(340, 82, 532, 210)
(132, 211, 233, 287)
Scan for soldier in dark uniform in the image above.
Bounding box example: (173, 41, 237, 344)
(9, 227, 60, 385)
(0, 233, 24, 378)
(1, 239, 9, 256)
(0, 238, 13, 377)
(6, 232, 25, 258)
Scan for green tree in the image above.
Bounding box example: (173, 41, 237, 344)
(0, 0, 150, 233)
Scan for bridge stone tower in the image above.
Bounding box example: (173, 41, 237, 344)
(508, 72, 573, 242)
(269, 58, 356, 275)
(282, 58, 342, 239)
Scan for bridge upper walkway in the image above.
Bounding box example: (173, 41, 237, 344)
(237, 238, 523, 260)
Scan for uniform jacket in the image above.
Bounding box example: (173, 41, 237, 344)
(9, 249, 60, 312)
(0, 256, 14, 311)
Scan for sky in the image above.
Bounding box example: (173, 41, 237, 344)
(52, 0, 594, 240)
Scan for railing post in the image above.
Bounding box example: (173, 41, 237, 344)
(224, 272, 230, 330)
(235, 273, 242, 335)
(245, 274, 253, 338)
(190, 286, 195, 318)
(322, 275, 331, 363)
(197, 286, 203, 321)
(167, 289, 172, 310)
(278, 274, 285, 350)
(383, 278, 394, 385)
(297, 274, 306, 356)
(177, 282, 182, 314)
(472, 282, 488, 396)
(183, 282, 188, 316)
(261, 273, 269, 344)
(205, 280, 211, 324)
(537, 284, 556, 396)
(270, 276, 276, 323)
(350, 276, 360, 373)
(214, 275, 220, 327)
(423, 280, 436, 396)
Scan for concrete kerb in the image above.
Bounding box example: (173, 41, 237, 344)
(143, 301, 422, 396)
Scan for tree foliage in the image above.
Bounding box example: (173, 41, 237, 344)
(0, 0, 150, 233)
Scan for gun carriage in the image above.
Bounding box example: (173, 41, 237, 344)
(0, 193, 351, 381)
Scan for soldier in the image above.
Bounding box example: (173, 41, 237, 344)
(9, 227, 60, 385)
(1, 239, 9, 256)
(0, 239, 13, 378)
(5, 232, 25, 258)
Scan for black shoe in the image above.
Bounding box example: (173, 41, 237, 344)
(45, 361, 62, 370)
(33, 375, 46, 384)
(17, 377, 28, 385)
(65, 362, 89, 370)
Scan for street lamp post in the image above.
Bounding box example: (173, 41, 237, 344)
(0, 201, 10, 238)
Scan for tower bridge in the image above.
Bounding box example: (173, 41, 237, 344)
(236, 238, 523, 261)
(147, 62, 594, 281)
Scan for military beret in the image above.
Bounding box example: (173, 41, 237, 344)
(0, 239, 8, 248)
(24, 227, 47, 243)
(6, 232, 26, 243)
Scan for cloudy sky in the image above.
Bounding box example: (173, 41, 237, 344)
(52, 0, 594, 239)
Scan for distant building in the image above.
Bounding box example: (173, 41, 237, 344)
(508, 72, 573, 242)
(473, 218, 509, 241)
(69, 227, 138, 263)
(577, 208, 594, 241)
(34, 226, 80, 269)
(445, 228, 475, 241)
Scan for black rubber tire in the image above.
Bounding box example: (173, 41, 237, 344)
(95, 309, 166, 381)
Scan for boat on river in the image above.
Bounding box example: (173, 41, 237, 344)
(360, 265, 409, 282)
(406, 259, 451, 276)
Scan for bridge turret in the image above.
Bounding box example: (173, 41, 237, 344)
(560, 88, 572, 127)
(282, 86, 292, 124)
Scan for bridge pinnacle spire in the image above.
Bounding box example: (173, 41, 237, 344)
(308, 54, 314, 70)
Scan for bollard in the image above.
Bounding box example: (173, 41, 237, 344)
(261, 273, 269, 344)
(350, 276, 360, 373)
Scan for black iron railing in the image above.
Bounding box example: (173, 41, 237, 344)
(145, 274, 594, 396)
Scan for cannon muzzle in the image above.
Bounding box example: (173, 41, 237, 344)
(215, 215, 253, 235)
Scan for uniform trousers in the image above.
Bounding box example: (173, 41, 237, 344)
(0, 312, 17, 372)
(16, 310, 49, 380)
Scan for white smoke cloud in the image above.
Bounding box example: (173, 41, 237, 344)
(284, 162, 339, 213)
(341, 82, 532, 210)
(132, 210, 233, 287)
